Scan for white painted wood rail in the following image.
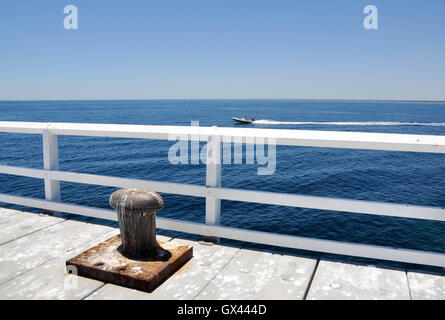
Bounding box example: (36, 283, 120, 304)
(0, 121, 445, 267)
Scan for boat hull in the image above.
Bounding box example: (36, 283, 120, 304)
(232, 117, 253, 124)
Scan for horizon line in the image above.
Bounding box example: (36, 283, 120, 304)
(1, 98, 445, 103)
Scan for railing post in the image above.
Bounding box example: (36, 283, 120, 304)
(204, 127, 221, 242)
(43, 128, 61, 214)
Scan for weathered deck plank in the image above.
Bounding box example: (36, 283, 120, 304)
(407, 272, 445, 300)
(0, 217, 115, 285)
(0, 258, 103, 300)
(85, 283, 150, 300)
(306, 260, 411, 300)
(143, 239, 240, 300)
(0, 210, 63, 245)
(196, 249, 317, 300)
(0, 208, 21, 218)
(0, 229, 170, 300)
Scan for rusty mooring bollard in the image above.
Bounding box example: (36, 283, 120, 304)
(110, 188, 169, 260)
(67, 188, 192, 292)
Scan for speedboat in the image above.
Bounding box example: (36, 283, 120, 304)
(232, 116, 255, 124)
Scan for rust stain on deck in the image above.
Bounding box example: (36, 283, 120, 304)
(66, 235, 193, 293)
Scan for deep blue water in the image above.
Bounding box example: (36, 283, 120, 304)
(1, 100, 445, 268)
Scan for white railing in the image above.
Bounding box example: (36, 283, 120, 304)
(1, 121, 445, 267)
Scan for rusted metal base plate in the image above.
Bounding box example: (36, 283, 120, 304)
(66, 235, 193, 293)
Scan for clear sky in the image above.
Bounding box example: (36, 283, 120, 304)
(1, 0, 444, 100)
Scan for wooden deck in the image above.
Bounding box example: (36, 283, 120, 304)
(0, 207, 444, 300)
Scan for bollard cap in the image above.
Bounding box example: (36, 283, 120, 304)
(110, 188, 164, 213)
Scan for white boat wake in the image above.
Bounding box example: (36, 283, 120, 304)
(251, 120, 445, 126)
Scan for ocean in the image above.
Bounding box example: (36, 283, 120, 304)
(1, 100, 444, 269)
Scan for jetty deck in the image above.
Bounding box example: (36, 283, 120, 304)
(1, 207, 444, 300)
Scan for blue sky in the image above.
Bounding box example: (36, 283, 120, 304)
(0, 0, 444, 100)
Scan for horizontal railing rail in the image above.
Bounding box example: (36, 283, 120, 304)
(1, 121, 445, 267)
(1, 121, 445, 152)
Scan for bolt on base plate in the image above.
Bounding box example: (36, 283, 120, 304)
(66, 235, 193, 293)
